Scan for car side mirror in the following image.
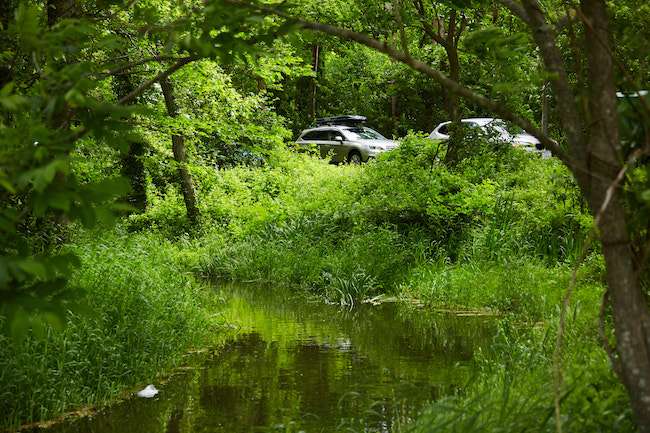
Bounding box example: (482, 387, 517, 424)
(334, 135, 343, 142)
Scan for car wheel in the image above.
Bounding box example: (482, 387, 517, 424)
(348, 151, 362, 165)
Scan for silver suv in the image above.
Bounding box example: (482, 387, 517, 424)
(295, 116, 399, 164)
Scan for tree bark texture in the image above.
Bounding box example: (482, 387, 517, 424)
(523, 0, 650, 429)
(580, 0, 650, 429)
(120, 141, 147, 213)
(541, 83, 549, 135)
(160, 77, 199, 225)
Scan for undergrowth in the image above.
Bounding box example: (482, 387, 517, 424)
(409, 318, 634, 432)
(0, 230, 224, 429)
(1, 135, 620, 430)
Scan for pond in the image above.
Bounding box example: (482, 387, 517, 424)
(30, 281, 496, 433)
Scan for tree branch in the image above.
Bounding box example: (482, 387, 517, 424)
(100, 56, 183, 78)
(599, 290, 625, 384)
(220, 0, 571, 165)
(572, 3, 650, 119)
(412, 0, 450, 49)
(554, 146, 639, 432)
(117, 56, 196, 106)
(519, 0, 585, 168)
(498, 0, 530, 26)
(393, 0, 410, 56)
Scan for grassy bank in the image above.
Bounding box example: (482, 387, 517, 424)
(178, 138, 601, 313)
(173, 139, 628, 431)
(1, 136, 631, 431)
(0, 231, 224, 429)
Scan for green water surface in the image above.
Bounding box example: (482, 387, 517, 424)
(31, 282, 496, 432)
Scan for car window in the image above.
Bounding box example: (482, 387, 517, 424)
(443, 122, 479, 134)
(343, 127, 386, 140)
(302, 130, 330, 140)
(488, 120, 525, 136)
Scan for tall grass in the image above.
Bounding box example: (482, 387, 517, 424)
(112, 140, 617, 431)
(185, 144, 626, 431)
(184, 141, 596, 312)
(0, 229, 224, 429)
(410, 319, 635, 432)
(201, 216, 425, 305)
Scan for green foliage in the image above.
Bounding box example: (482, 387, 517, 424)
(0, 0, 628, 429)
(0, 0, 309, 340)
(463, 28, 530, 63)
(410, 320, 635, 432)
(0, 229, 223, 428)
(149, 134, 594, 311)
(0, 3, 144, 338)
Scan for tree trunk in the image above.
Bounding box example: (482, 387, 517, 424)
(308, 44, 319, 118)
(391, 59, 399, 134)
(120, 141, 147, 213)
(443, 18, 462, 166)
(578, 0, 650, 428)
(47, 0, 75, 27)
(541, 82, 549, 135)
(160, 77, 199, 225)
(114, 71, 147, 213)
(599, 201, 650, 431)
(527, 0, 650, 427)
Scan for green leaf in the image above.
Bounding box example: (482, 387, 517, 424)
(41, 309, 66, 332)
(0, 215, 16, 233)
(30, 318, 46, 339)
(0, 178, 16, 193)
(9, 310, 29, 342)
(47, 191, 71, 211)
(0, 81, 14, 97)
(96, 34, 124, 50)
(46, 253, 80, 277)
(18, 260, 48, 279)
(33, 162, 58, 192)
(641, 190, 650, 202)
(15, 4, 41, 49)
(32, 193, 49, 216)
(80, 205, 96, 228)
(94, 206, 117, 226)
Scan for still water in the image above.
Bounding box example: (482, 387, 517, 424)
(34, 282, 496, 433)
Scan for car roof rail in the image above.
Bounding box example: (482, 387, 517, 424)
(315, 115, 367, 126)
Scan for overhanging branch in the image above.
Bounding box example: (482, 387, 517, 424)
(117, 56, 196, 106)
(220, 0, 571, 165)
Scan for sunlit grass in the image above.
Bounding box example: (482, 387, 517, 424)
(0, 144, 614, 429)
(0, 230, 225, 429)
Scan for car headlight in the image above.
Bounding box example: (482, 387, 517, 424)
(368, 145, 385, 150)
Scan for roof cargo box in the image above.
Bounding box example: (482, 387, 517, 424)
(315, 115, 367, 127)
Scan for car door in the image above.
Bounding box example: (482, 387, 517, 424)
(301, 130, 332, 158)
(327, 129, 348, 163)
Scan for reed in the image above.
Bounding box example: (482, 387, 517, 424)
(0, 229, 224, 429)
(410, 319, 635, 432)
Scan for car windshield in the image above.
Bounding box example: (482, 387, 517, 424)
(488, 120, 525, 135)
(343, 127, 386, 140)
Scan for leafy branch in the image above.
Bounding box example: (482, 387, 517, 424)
(218, 0, 571, 165)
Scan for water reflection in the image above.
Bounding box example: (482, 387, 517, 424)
(30, 282, 495, 433)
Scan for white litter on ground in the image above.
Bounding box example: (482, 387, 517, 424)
(137, 384, 159, 398)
